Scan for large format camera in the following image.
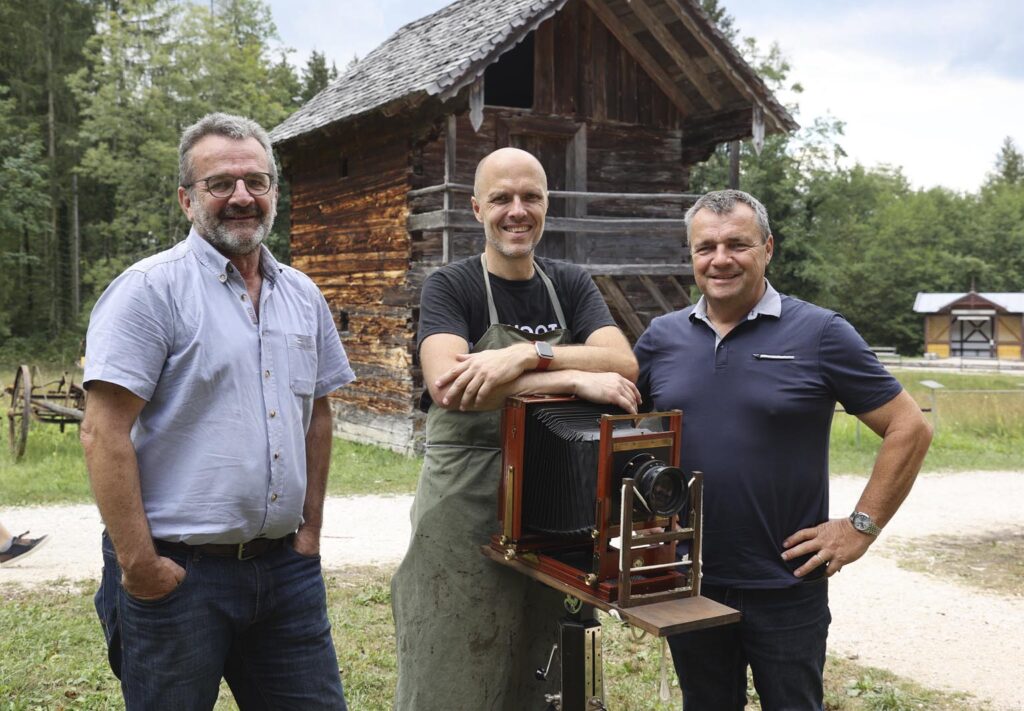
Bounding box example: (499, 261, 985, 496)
(490, 396, 704, 606)
(484, 396, 738, 711)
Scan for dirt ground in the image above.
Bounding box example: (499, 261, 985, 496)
(2, 471, 1022, 710)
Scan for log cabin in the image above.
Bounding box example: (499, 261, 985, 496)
(270, 0, 797, 453)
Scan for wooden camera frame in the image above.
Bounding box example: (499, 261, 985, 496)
(489, 395, 704, 608)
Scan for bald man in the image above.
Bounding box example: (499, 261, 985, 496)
(390, 148, 640, 709)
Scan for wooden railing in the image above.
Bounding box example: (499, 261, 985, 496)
(407, 181, 699, 268)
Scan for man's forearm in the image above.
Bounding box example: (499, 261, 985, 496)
(81, 430, 157, 569)
(447, 368, 579, 411)
(546, 343, 638, 380)
(300, 397, 334, 537)
(855, 420, 932, 527)
(854, 391, 933, 528)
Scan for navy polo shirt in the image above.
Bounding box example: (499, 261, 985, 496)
(635, 283, 902, 588)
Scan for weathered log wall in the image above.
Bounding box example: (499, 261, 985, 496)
(286, 119, 421, 454)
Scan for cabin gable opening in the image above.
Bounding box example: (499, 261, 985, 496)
(484, 33, 535, 109)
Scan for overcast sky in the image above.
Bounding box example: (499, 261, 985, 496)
(267, 0, 1024, 193)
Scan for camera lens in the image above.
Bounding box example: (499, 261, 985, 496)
(624, 453, 691, 517)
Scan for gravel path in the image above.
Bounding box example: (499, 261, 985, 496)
(3, 471, 1022, 710)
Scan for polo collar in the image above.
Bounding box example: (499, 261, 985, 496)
(690, 279, 782, 326)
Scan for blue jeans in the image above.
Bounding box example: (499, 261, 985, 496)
(96, 532, 347, 710)
(668, 580, 830, 711)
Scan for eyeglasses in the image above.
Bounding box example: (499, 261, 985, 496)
(184, 172, 274, 198)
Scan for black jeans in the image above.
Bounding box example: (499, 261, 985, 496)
(668, 580, 830, 711)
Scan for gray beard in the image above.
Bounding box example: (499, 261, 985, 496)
(193, 205, 276, 257)
(484, 224, 541, 259)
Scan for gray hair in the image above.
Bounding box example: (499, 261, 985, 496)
(178, 112, 277, 187)
(684, 189, 771, 243)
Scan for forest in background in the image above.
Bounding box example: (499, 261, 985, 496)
(1, 0, 1023, 363)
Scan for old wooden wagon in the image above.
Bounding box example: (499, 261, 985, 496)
(270, 0, 796, 453)
(5, 365, 85, 461)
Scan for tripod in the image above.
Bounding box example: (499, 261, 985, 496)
(536, 596, 607, 711)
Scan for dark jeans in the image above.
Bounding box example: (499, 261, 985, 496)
(96, 532, 347, 710)
(668, 580, 830, 711)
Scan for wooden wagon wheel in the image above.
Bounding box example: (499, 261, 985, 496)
(7, 365, 32, 461)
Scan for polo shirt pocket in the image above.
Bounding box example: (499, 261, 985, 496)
(287, 333, 316, 396)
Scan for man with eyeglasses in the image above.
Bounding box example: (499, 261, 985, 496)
(81, 112, 354, 709)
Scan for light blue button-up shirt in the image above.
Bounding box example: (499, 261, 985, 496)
(85, 229, 355, 544)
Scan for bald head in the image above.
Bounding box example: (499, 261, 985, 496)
(473, 147, 548, 198)
(471, 147, 550, 263)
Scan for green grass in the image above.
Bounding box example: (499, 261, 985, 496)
(0, 428, 418, 507)
(0, 569, 988, 710)
(830, 369, 1024, 475)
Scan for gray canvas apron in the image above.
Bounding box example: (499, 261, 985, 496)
(392, 256, 571, 710)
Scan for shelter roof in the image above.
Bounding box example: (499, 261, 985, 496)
(270, 0, 797, 146)
(913, 292, 1024, 314)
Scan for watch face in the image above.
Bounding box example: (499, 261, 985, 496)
(536, 341, 554, 359)
(852, 513, 869, 531)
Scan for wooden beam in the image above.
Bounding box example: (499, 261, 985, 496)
(443, 114, 456, 264)
(583, 0, 697, 117)
(409, 182, 700, 202)
(595, 276, 647, 341)
(628, 0, 722, 110)
(584, 264, 693, 277)
(547, 216, 684, 234)
(569, 123, 588, 263)
(410, 210, 687, 236)
(666, 275, 692, 305)
(639, 275, 676, 313)
(661, 0, 786, 131)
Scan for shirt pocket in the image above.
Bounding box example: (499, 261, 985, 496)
(287, 333, 317, 396)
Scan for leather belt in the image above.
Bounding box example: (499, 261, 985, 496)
(155, 534, 293, 561)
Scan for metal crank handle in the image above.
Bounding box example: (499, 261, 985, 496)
(535, 643, 558, 680)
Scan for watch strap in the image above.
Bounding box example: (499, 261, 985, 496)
(849, 511, 881, 536)
(534, 341, 554, 371)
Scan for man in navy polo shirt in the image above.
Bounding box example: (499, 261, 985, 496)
(634, 189, 932, 710)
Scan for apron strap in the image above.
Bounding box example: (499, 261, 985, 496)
(534, 261, 568, 331)
(480, 254, 500, 327)
(480, 254, 568, 331)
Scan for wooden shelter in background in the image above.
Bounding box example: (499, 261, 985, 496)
(270, 0, 797, 453)
(914, 292, 1024, 360)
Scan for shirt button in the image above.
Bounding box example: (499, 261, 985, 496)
(218, 274, 227, 283)
(269, 410, 277, 418)
(240, 294, 246, 301)
(271, 493, 278, 502)
(273, 452, 280, 460)
(264, 370, 271, 378)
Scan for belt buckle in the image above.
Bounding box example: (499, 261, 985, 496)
(237, 540, 260, 560)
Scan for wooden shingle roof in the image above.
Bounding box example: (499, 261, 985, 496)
(270, 0, 796, 145)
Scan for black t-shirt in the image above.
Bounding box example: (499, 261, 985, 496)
(417, 255, 617, 409)
(418, 254, 615, 349)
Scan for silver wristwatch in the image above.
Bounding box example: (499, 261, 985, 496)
(849, 511, 881, 536)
